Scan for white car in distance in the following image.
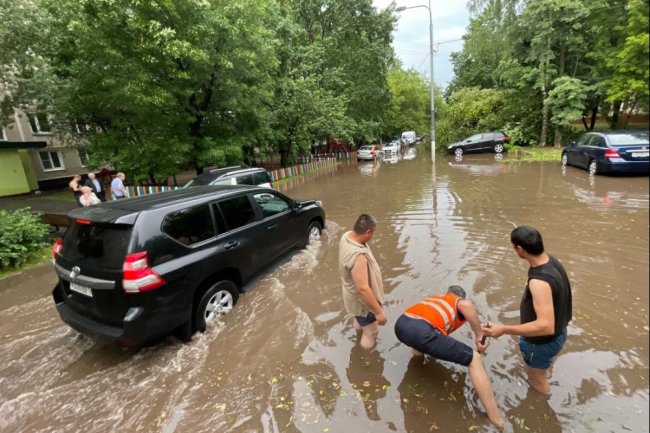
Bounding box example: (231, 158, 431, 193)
(382, 141, 401, 157)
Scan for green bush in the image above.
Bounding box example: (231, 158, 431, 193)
(0, 208, 50, 270)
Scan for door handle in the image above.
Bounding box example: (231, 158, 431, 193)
(224, 241, 239, 250)
(267, 224, 278, 231)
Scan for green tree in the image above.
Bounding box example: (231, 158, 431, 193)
(383, 68, 430, 139)
(603, 0, 649, 121)
(436, 87, 508, 147)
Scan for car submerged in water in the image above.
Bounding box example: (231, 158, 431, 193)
(51, 185, 325, 346)
(561, 130, 649, 175)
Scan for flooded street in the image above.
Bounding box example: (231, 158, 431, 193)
(1, 149, 648, 433)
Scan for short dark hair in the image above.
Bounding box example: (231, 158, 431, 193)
(447, 285, 466, 299)
(353, 214, 377, 234)
(510, 225, 545, 255)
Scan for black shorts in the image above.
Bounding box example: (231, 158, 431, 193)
(355, 311, 377, 327)
(394, 315, 474, 366)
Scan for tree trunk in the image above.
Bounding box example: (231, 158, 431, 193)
(589, 99, 599, 130)
(539, 55, 550, 147)
(610, 100, 623, 129)
(540, 88, 549, 147)
(553, 128, 562, 148)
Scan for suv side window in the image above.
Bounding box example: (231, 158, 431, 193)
(253, 171, 270, 185)
(214, 195, 256, 231)
(162, 205, 215, 246)
(235, 174, 255, 185)
(254, 192, 290, 218)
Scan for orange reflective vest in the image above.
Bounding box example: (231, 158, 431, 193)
(404, 293, 466, 335)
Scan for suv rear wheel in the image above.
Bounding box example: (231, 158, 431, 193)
(493, 143, 504, 153)
(194, 280, 239, 332)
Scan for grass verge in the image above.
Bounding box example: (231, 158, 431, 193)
(506, 146, 562, 162)
(0, 245, 52, 281)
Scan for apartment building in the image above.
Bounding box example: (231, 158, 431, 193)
(0, 109, 91, 197)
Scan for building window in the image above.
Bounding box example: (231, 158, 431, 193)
(28, 113, 51, 134)
(39, 151, 65, 171)
(78, 149, 90, 166)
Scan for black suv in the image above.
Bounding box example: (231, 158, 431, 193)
(51, 185, 325, 346)
(183, 166, 272, 188)
(446, 132, 509, 156)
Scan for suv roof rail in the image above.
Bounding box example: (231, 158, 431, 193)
(209, 165, 241, 173)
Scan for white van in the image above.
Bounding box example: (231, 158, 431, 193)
(401, 131, 416, 145)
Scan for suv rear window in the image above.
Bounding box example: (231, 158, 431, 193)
(162, 205, 215, 245)
(61, 223, 132, 269)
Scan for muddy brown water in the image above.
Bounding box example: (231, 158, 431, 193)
(1, 149, 648, 433)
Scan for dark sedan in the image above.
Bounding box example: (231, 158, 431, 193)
(561, 130, 649, 175)
(446, 132, 509, 156)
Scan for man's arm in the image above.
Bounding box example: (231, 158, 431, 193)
(457, 300, 488, 352)
(482, 279, 555, 338)
(350, 254, 386, 325)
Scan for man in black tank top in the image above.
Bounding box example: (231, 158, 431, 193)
(481, 226, 572, 395)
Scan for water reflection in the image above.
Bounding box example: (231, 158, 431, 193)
(358, 161, 380, 176)
(346, 346, 390, 421)
(447, 153, 509, 176)
(560, 167, 649, 211)
(403, 148, 416, 160)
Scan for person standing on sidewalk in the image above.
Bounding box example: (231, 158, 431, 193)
(482, 225, 572, 395)
(69, 174, 83, 206)
(84, 172, 106, 202)
(338, 214, 386, 350)
(111, 172, 127, 200)
(394, 285, 504, 429)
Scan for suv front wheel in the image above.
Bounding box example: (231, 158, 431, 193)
(305, 221, 323, 246)
(194, 280, 239, 332)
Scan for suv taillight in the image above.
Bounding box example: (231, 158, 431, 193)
(122, 252, 166, 293)
(604, 149, 620, 159)
(52, 239, 62, 263)
(503, 134, 510, 142)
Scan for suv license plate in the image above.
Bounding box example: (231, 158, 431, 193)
(70, 282, 92, 297)
(631, 151, 649, 158)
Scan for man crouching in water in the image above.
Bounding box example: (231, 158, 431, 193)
(339, 214, 386, 350)
(394, 286, 504, 429)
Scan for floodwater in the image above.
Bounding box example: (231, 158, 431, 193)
(1, 149, 648, 433)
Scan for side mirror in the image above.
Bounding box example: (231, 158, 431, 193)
(292, 201, 302, 210)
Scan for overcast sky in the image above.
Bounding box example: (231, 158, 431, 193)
(373, 0, 470, 88)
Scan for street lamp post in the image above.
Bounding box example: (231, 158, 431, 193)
(396, 1, 435, 164)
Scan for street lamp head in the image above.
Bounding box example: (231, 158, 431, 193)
(395, 6, 407, 11)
